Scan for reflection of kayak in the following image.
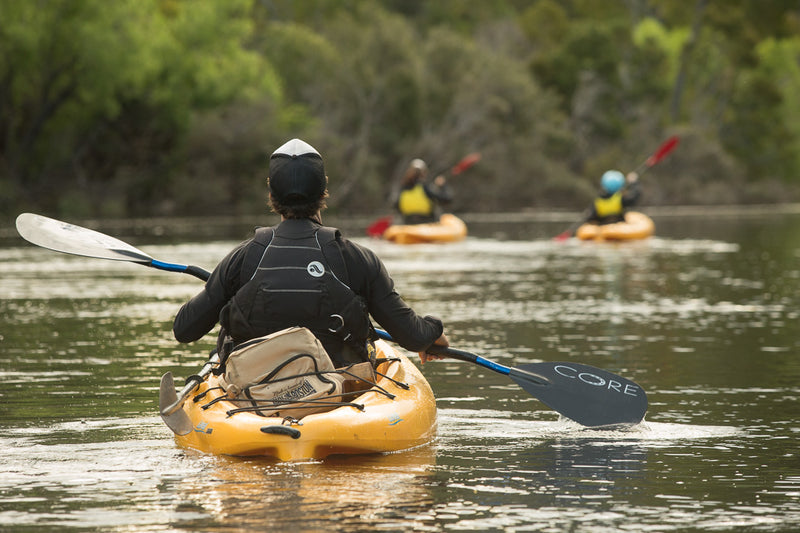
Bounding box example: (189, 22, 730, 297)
(177, 447, 437, 525)
(176, 447, 436, 527)
(576, 211, 655, 242)
(173, 340, 437, 461)
(382, 214, 467, 244)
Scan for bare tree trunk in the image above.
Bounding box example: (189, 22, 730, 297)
(670, 0, 707, 122)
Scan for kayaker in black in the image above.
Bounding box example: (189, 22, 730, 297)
(585, 169, 641, 225)
(394, 158, 453, 224)
(173, 138, 449, 367)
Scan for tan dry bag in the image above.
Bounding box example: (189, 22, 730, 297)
(219, 326, 372, 419)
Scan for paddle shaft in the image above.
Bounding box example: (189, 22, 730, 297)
(153, 260, 210, 281)
(375, 329, 548, 386)
(553, 209, 593, 242)
(431, 152, 481, 178)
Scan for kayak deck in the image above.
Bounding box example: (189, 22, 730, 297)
(575, 211, 655, 241)
(382, 214, 467, 244)
(173, 340, 437, 461)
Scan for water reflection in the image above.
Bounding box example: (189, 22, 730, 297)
(168, 447, 437, 531)
(2, 419, 437, 531)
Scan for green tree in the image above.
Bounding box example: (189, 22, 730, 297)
(0, 0, 279, 218)
(1, 0, 158, 212)
(4, 0, 800, 218)
(718, 36, 800, 183)
(720, 70, 793, 181)
(415, 23, 574, 210)
(754, 36, 800, 181)
(293, 4, 425, 208)
(519, 0, 570, 53)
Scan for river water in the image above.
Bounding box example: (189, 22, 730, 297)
(1, 208, 799, 532)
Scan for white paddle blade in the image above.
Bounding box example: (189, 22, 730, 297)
(15, 213, 153, 263)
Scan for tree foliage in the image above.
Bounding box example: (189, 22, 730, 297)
(2, 0, 800, 221)
(0, 0, 278, 217)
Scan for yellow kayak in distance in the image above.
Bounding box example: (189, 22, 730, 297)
(382, 213, 467, 244)
(576, 211, 655, 242)
(172, 340, 437, 461)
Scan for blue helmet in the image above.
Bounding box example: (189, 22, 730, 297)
(600, 170, 625, 193)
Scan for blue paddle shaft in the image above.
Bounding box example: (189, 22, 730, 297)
(150, 259, 190, 273)
(150, 260, 210, 281)
(474, 355, 511, 375)
(374, 328, 512, 376)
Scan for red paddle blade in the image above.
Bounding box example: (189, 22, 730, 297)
(645, 136, 679, 167)
(451, 152, 481, 175)
(366, 216, 393, 237)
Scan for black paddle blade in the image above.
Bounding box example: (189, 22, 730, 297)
(510, 362, 647, 427)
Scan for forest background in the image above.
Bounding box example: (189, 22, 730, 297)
(3, 0, 800, 223)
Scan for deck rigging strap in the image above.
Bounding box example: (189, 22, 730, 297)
(196, 360, 404, 416)
(372, 358, 410, 390)
(226, 398, 366, 417)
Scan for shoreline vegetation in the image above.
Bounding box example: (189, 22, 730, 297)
(4, 203, 800, 246)
(3, 1, 800, 222)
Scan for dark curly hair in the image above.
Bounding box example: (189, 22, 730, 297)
(268, 186, 329, 219)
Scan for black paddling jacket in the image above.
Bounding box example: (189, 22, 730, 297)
(173, 218, 443, 366)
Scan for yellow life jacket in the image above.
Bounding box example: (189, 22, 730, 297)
(398, 184, 434, 216)
(594, 192, 623, 218)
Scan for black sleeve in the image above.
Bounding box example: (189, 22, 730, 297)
(172, 242, 248, 343)
(424, 182, 453, 205)
(339, 239, 444, 352)
(623, 182, 641, 207)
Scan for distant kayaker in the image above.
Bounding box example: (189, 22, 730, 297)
(585, 169, 641, 225)
(394, 158, 453, 224)
(173, 138, 449, 367)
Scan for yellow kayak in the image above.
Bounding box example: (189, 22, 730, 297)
(173, 340, 437, 461)
(383, 214, 467, 244)
(576, 211, 655, 242)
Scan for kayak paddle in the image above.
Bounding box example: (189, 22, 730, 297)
(15, 213, 211, 281)
(366, 152, 481, 237)
(375, 328, 647, 428)
(633, 135, 680, 175)
(553, 136, 680, 242)
(551, 209, 592, 243)
(446, 152, 482, 176)
(15, 212, 648, 428)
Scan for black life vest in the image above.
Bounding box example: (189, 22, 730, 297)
(219, 221, 370, 367)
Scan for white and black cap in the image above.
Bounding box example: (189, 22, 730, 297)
(268, 138, 326, 204)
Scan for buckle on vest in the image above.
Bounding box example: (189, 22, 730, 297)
(328, 314, 345, 333)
